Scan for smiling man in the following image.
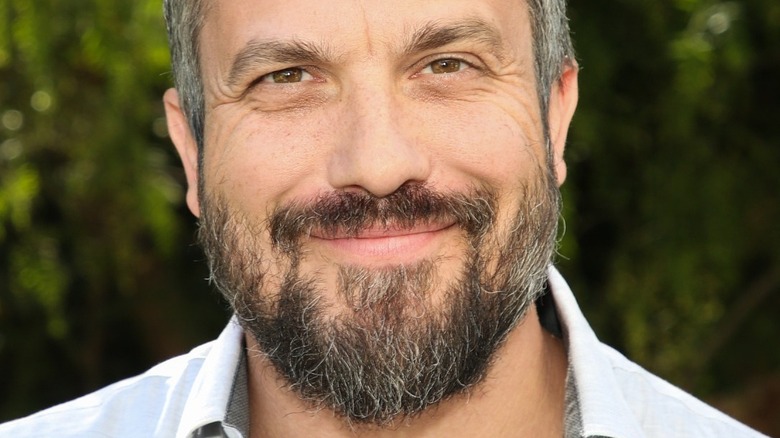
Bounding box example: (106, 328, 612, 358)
(0, 0, 768, 437)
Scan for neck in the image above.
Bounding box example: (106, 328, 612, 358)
(244, 304, 568, 438)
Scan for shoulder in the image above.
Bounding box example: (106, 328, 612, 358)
(547, 267, 767, 437)
(0, 341, 216, 438)
(600, 343, 768, 438)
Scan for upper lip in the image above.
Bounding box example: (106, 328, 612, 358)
(310, 221, 455, 240)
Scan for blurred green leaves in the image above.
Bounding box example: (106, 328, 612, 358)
(0, 0, 226, 419)
(563, 1, 779, 431)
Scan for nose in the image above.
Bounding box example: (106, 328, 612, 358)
(327, 85, 431, 197)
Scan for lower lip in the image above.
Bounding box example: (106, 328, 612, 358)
(311, 226, 454, 263)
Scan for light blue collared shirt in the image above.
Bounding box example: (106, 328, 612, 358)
(0, 267, 767, 437)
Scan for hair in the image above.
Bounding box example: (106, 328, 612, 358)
(163, 0, 208, 149)
(526, 0, 576, 139)
(163, 0, 575, 151)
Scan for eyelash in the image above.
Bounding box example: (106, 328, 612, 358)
(257, 67, 315, 84)
(418, 56, 476, 75)
(252, 54, 480, 88)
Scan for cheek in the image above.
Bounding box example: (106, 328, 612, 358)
(418, 93, 546, 191)
(202, 108, 332, 215)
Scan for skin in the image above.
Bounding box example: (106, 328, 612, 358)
(164, 0, 578, 436)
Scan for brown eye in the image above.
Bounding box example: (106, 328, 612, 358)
(428, 58, 463, 74)
(272, 68, 303, 83)
(261, 68, 311, 83)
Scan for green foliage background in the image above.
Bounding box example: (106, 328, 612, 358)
(0, 0, 778, 434)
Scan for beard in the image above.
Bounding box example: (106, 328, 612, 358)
(197, 174, 561, 425)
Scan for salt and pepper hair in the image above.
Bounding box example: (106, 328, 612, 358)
(163, 0, 575, 151)
(163, 0, 208, 149)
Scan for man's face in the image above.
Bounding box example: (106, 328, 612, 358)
(166, 0, 577, 426)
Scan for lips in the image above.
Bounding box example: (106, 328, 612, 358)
(310, 221, 455, 240)
(309, 221, 456, 262)
(268, 184, 497, 256)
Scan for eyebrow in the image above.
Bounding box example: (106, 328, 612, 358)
(225, 18, 508, 88)
(226, 39, 335, 87)
(401, 19, 509, 61)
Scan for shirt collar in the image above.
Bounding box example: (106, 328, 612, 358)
(176, 318, 245, 438)
(548, 266, 646, 438)
(176, 268, 646, 438)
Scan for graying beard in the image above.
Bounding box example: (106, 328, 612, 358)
(197, 180, 559, 425)
(338, 261, 436, 314)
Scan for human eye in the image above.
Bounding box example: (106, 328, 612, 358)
(258, 67, 314, 84)
(420, 57, 471, 75)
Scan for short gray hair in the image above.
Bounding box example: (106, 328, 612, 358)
(163, 0, 207, 149)
(527, 0, 576, 137)
(163, 0, 575, 149)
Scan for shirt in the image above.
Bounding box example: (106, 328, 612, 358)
(0, 267, 768, 437)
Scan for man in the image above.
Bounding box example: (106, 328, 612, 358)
(0, 0, 767, 437)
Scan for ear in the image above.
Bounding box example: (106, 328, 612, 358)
(164, 88, 201, 217)
(547, 62, 579, 187)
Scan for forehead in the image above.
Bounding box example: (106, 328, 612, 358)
(198, 0, 532, 72)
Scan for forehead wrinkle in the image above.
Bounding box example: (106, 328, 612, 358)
(400, 18, 511, 63)
(356, 0, 376, 56)
(226, 39, 339, 88)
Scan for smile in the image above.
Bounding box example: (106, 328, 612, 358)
(309, 222, 457, 263)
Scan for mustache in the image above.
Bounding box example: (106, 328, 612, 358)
(269, 183, 498, 252)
